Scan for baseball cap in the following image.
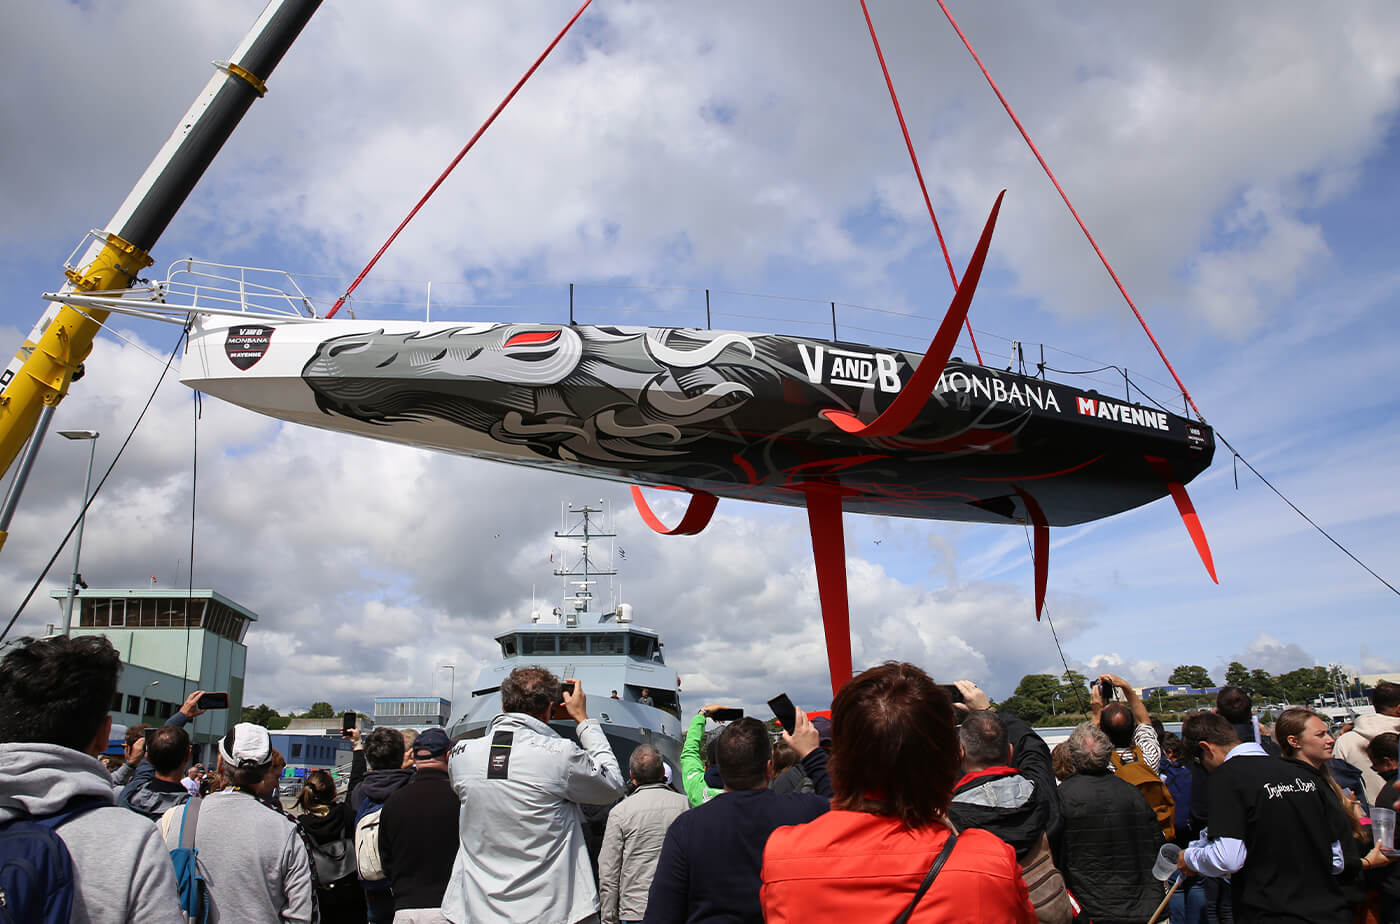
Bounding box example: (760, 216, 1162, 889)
(811, 716, 834, 746)
(218, 722, 273, 768)
(414, 727, 451, 759)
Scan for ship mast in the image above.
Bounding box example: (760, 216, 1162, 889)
(553, 502, 616, 623)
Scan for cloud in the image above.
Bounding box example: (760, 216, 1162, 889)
(1230, 633, 1319, 676)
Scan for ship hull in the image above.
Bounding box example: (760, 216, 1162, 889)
(184, 317, 1214, 527)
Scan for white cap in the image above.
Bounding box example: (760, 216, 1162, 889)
(218, 722, 272, 768)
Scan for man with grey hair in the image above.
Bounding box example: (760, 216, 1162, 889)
(598, 744, 688, 924)
(443, 665, 627, 923)
(1053, 722, 1164, 924)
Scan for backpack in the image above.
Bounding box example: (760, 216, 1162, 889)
(0, 796, 106, 924)
(1161, 760, 1193, 836)
(310, 836, 357, 886)
(161, 797, 210, 924)
(1019, 832, 1072, 924)
(1111, 748, 1176, 842)
(353, 796, 387, 883)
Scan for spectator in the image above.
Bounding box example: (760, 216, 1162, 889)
(120, 723, 195, 820)
(109, 722, 149, 788)
(295, 769, 367, 924)
(1092, 673, 1162, 772)
(379, 727, 460, 923)
(183, 765, 203, 797)
(399, 728, 419, 769)
(1334, 681, 1400, 804)
(1180, 711, 1349, 923)
(948, 708, 1070, 923)
(760, 662, 1034, 923)
(1216, 685, 1280, 756)
(679, 705, 725, 807)
(1050, 741, 1074, 782)
(348, 725, 413, 924)
(1367, 733, 1400, 922)
(770, 716, 829, 795)
(0, 635, 183, 924)
(442, 667, 626, 923)
(599, 743, 688, 924)
(638, 688, 654, 707)
(1054, 721, 1165, 924)
(1276, 708, 1388, 909)
(155, 721, 314, 922)
(648, 708, 833, 923)
(962, 681, 1062, 841)
(1370, 733, 1399, 813)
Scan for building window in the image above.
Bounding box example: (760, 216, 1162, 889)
(159, 701, 174, 719)
(126, 694, 140, 714)
(291, 743, 302, 758)
(112, 692, 123, 712)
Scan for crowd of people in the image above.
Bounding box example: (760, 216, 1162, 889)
(2, 632, 1398, 923)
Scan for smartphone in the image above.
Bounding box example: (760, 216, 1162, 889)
(196, 691, 229, 710)
(709, 707, 744, 722)
(938, 684, 965, 704)
(768, 694, 797, 734)
(556, 680, 577, 706)
(341, 711, 356, 738)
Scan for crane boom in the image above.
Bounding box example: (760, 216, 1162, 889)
(0, 0, 321, 551)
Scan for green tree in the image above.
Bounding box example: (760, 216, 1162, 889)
(1013, 674, 1061, 706)
(1248, 669, 1280, 702)
(1225, 661, 1250, 689)
(1276, 666, 1330, 704)
(997, 694, 1047, 724)
(1169, 665, 1215, 688)
(241, 703, 280, 727)
(305, 701, 335, 719)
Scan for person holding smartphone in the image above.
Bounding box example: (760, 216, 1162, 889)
(118, 689, 213, 819)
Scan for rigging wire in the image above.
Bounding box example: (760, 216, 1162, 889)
(0, 326, 190, 645)
(182, 390, 201, 703)
(325, 0, 595, 319)
(1214, 432, 1399, 598)
(856, 0, 983, 365)
(932, 0, 1203, 423)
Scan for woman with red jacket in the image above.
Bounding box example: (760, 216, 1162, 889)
(761, 661, 1036, 923)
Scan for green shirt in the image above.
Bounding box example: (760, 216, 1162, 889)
(680, 711, 722, 807)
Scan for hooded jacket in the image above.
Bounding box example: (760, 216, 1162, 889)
(948, 766, 1049, 861)
(1333, 712, 1400, 803)
(0, 743, 184, 924)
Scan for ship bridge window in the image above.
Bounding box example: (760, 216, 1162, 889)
(628, 634, 655, 660)
(522, 634, 557, 656)
(559, 634, 587, 656)
(500, 636, 518, 658)
(589, 634, 624, 656)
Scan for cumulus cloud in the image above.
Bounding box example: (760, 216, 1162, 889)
(0, 1, 1397, 721)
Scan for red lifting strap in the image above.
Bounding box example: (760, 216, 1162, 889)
(804, 488, 854, 697)
(1013, 485, 1049, 620)
(821, 190, 1004, 438)
(631, 486, 718, 536)
(1145, 456, 1219, 583)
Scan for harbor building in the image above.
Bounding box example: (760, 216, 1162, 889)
(374, 696, 451, 729)
(51, 587, 253, 765)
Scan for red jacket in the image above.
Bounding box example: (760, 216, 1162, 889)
(761, 809, 1036, 923)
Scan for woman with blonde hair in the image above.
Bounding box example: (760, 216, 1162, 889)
(1275, 707, 1390, 914)
(761, 662, 1035, 922)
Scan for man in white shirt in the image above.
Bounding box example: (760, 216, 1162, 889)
(1179, 712, 1346, 923)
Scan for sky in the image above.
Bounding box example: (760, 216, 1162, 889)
(0, 1, 1396, 717)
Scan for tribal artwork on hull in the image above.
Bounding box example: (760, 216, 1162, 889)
(299, 322, 1213, 526)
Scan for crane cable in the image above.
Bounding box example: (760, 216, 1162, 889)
(0, 326, 190, 644)
(857, 0, 983, 364)
(326, 0, 595, 319)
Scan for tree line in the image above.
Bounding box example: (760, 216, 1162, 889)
(994, 662, 1348, 725)
(241, 700, 347, 730)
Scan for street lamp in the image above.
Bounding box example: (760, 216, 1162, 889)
(144, 680, 160, 720)
(58, 430, 99, 637)
(438, 664, 456, 724)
